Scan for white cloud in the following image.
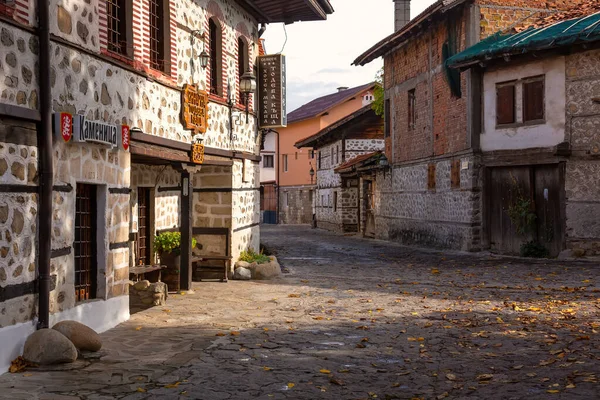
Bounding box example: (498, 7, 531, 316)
(262, 0, 438, 111)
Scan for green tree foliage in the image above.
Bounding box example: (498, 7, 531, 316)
(372, 67, 384, 116)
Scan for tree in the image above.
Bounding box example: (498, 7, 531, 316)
(372, 67, 384, 116)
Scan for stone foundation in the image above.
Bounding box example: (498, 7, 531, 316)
(129, 281, 168, 310)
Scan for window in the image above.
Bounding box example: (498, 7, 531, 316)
(309, 150, 315, 159)
(333, 191, 338, 212)
(148, 0, 170, 72)
(295, 152, 298, 160)
(285, 192, 289, 207)
(75, 184, 97, 302)
(408, 89, 416, 130)
(106, 0, 132, 56)
(523, 77, 545, 123)
(336, 146, 339, 164)
(384, 99, 391, 138)
(283, 154, 288, 172)
(321, 194, 325, 206)
(238, 37, 248, 103)
(427, 163, 436, 190)
(0, 0, 15, 17)
(309, 190, 313, 203)
(318, 151, 322, 169)
(450, 160, 461, 189)
(209, 18, 223, 95)
(263, 154, 274, 168)
(496, 83, 516, 125)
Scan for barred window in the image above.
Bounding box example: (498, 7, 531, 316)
(238, 37, 248, 103)
(149, 0, 170, 72)
(106, 0, 132, 56)
(209, 18, 223, 95)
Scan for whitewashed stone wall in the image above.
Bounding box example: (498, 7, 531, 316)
(374, 155, 481, 251)
(231, 160, 260, 263)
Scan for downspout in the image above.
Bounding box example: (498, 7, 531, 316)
(37, 0, 53, 329)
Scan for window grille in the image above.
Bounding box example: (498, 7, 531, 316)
(0, 0, 15, 17)
(74, 184, 97, 302)
(149, 0, 166, 71)
(106, 0, 128, 55)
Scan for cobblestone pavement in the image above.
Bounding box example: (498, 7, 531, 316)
(1, 225, 600, 400)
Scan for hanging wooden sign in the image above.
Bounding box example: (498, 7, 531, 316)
(192, 143, 205, 164)
(258, 54, 287, 129)
(182, 84, 209, 134)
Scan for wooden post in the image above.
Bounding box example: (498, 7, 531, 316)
(180, 171, 193, 291)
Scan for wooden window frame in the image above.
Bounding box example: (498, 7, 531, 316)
(333, 191, 338, 212)
(74, 184, 98, 302)
(0, 0, 16, 17)
(283, 154, 288, 172)
(522, 76, 545, 124)
(209, 18, 223, 96)
(496, 81, 516, 127)
(106, 0, 133, 58)
(263, 154, 274, 168)
(148, 0, 171, 73)
(408, 89, 416, 130)
(451, 160, 461, 189)
(237, 37, 249, 104)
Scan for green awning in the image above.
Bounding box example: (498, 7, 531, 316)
(447, 12, 600, 69)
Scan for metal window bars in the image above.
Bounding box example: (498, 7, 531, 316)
(149, 0, 167, 71)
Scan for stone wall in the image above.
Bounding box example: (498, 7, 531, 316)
(374, 155, 481, 251)
(278, 185, 314, 226)
(564, 49, 600, 255)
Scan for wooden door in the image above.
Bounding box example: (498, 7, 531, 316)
(364, 180, 376, 238)
(74, 183, 97, 302)
(533, 164, 565, 257)
(261, 184, 277, 224)
(137, 187, 152, 266)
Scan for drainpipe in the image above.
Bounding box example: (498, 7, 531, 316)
(37, 0, 53, 329)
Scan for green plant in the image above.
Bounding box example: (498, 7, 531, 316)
(239, 248, 270, 264)
(372, 67, 384, 117)
(153, 232, 197, 255)
(520, 241, 549, 258)
(506, 174, 537, 235)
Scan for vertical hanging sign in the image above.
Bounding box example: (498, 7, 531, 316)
(258, 54, 287, 129)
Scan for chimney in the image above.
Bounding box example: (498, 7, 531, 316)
(394, 0, 411, 32)
(337, 86, 349, 93)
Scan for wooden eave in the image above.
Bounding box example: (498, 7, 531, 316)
(235, 0, 334, 24)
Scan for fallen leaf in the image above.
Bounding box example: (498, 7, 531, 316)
(288, 294, 300, 298)
(164, 382, 180, 389)
(135, 326, 143, 331)
(263, 367, 272, 371)
(319, 369, 331, 374)
(446, 373, 457, 381)
(431, 269, 440, 274)
(329, 377, 344, 386)
(547, 390, 560, 394)
(287, 383, 295, 389)
(230, 331, 241, 336)
(136, 388, 147, 393)
(477, 374, 493, 381)
(215, 332, 226, 336)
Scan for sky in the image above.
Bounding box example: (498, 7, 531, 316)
(262, 0, 437, 112)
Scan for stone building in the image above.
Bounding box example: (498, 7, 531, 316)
(353, 0, 580, 252)
(0, 0, 332, 373)
(267, 83, 377, 225)
(447, 2, 600, 257)
(295, 105, 384, 233)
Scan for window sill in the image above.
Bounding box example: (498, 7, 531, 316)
(101, 48, 135, 65)
(495, 119, 546, 129)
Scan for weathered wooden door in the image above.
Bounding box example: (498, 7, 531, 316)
(137, 187, 152, 266)
(487, 164, 564, 257)
(261, 184, 277, 224)
(364, 180, 376, 238)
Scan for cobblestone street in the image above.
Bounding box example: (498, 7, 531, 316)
(1, 225, 600, 400)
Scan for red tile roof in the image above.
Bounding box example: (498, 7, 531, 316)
(334, 151, 382, 173)
(517, 1, 600, 31)
(287, 82, 376, 124)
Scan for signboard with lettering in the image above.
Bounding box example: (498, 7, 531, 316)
(52, 113, 130, 152)
(182, 84, 209, 135)
(258, 54, 287, 129)
(192, 143, 205, 164)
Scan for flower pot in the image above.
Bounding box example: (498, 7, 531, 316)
(159, 252, 180, 293)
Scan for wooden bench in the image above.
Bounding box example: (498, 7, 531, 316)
(129, 265, 167, 283)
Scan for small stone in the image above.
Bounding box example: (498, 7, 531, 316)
(233, 267, 252, 280)
(128, 97, 134, 110)
(4, 76, 18, 88)
(71, 59, 81, 73)
(79, 79, 88, 95)
(57, 6, 73, 34)
(11, 209, 24, 234)
(0, 205, 8, 223)
(21, 66, 32, 85)
(11, 162, 25, 181)
(27, 162, 38, 184)
(235, 261, 251, 269)
(100, 83, 111, 105)
(0, 267, 6, 282)
(0, 247, 8, 258)
(249, 257, 281, 281)
(29, 90, 38, 109)
(17, 38, 25, 53)
(16, 91, 26, 105)
(0, 159, 7, 176)
(23, 329, 78, 365)
(12, 265, 23, 278)
(52, 320, 102, 352)
(133, 280, 151, 291)
(28, 36, 39, 55)
(5, 52, 17, 68)
(1, 27, 14, 46)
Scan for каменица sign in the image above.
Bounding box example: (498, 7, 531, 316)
(53, 113, 130, 152)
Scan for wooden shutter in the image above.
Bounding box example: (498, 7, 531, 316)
(451, 160, 461, 189)
(428, 164, 436, 190)
(496, 85, 515, 125)
(523, 79, 545, 122)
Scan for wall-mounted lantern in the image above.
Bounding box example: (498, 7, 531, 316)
(309, 164, 315, 184)
(199, 50, 210, 69)
(240, 70, 257, 123)
(191, 30, 209, 71)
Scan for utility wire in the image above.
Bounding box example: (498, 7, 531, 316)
(278, 23, 288, 54)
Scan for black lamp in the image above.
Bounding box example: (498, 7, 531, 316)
(239, 70, 257, 123)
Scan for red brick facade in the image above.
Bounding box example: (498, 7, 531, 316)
(383, 0, 580, 165)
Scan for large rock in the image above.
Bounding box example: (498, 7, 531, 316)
(23, 329, 77, 365)
(249, 257, 281, 280)
(233, 267, 252, 280)
(235, 261, 251, 269)
(52, 320, 102, 352)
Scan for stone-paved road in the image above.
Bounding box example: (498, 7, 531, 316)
(1, 225, 599, 400)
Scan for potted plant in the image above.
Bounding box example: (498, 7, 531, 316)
(153, 232, 197, 292)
